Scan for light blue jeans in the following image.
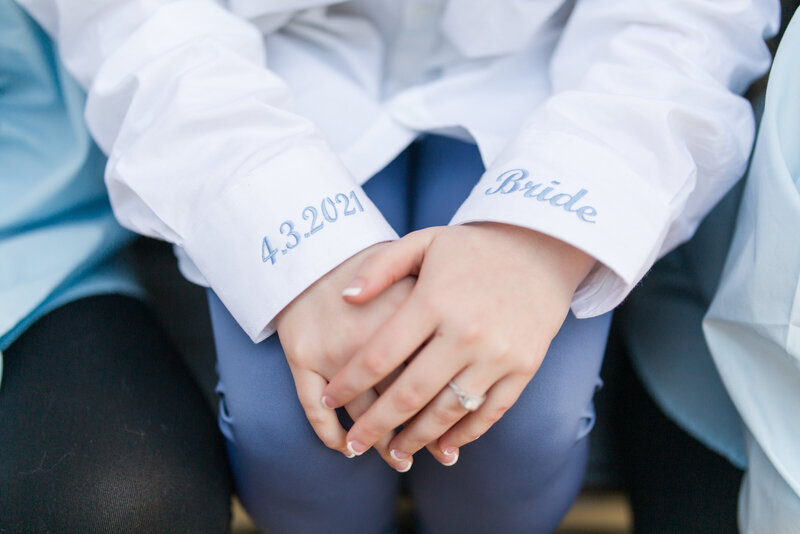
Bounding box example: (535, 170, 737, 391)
(209, 136, 611, 533)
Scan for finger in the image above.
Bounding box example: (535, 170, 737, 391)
(373, 367, 415, 471)
(344, 389, 409, 472)
(342, 228, 439, 303)
(374, 365, 404, 395)
(437, 374, 529, 452)
(424, 441, 460, 466)
(400, 364, 460, 466)
(340, 335, 466, 457)
(292, 368, 350, 457)
(322, 292, 437, 408)
(387, 363, 501, 466)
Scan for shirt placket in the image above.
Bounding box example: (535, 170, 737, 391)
(385, 0, 445, 96)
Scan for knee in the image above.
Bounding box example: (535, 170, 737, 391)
(409, 385, 595, 534)
(477, 313, 608, 470)
(220, 377, 335, 480)
(216, 334, 340, 478)
(476, 379, 598, 471)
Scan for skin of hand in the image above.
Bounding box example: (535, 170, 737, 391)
(274, 243, 417, 471)
(320, 222, 596, 470)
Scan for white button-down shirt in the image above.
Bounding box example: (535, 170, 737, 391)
(16, 0, 779, 341)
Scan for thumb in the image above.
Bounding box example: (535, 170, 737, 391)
(342, 227, 439, 303)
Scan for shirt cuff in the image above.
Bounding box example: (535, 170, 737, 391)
(450, 131, 671, 317)
(182, 146, 398, 342)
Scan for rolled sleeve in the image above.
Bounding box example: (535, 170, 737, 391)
(451, 0, 778, 316)
(17, 0, 396, 340)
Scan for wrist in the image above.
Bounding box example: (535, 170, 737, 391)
(274, 241, 393, 332)
(471, 222, 596, 294)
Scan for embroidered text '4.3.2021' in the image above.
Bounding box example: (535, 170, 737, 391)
(261, 190, 366, 266)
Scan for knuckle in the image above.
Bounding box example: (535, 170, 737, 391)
(456, 319, 484, 347)
(398, 435, 425, 453)
(480, 404, 507, 426)
(297, 391, 317, 412)
(393, 386, 423, 414)
(377, 269, 399, 289)
(286, 340, 310, 363)
(431, 403, 462, 427)
(361, 350, 388, 379)
(304, 409, 328, 428)
(517, 358, 540, 377)
(486, 335, 511, 361)
(462, 426, 483, 444)
(320, 348, 340, 370)
(319, 434, 341, 450)
(357, 424, 385, 445)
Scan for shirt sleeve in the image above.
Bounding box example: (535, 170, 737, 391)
(15, 0, 398, 342)
(450, 0, 779, 318)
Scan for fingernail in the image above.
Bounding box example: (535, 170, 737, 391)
(390, 449, 410, 461)
(396, 460, 412, 473)
(347, 440, 367, 456)
(321, 395, 336, 409)
(442, 452, 459, 467)
(345, 451, 356, 459)
(441, 447, 459, 467)
(342, 279, 364, 297)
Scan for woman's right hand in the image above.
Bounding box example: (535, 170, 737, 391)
(274, 243, 417, 471)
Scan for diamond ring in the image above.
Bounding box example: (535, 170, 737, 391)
(447, 380, 486, 412)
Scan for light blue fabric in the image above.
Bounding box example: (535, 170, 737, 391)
(704, 9, 800, 530)
(0, 0, 142, 384)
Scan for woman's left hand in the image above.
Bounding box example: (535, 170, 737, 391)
(321, 223, 595, 468)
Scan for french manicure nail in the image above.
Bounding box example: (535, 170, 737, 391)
(442, 452, 459, 466)
(390, 449, 410, 461)
(396, 460, 412, 473)
(441, 447, 459, 466)
(347, 440, 367, 456)
(345, 451, 356, 459)
(342, 279, 364, 297)
(321, 395, 336, 409)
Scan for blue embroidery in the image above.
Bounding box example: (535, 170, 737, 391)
(280, 221, 301, 248)
(485, 169, 597, 224)
(261, 190, 365, 265)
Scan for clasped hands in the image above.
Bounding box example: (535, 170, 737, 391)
(275, 222, 594, 472)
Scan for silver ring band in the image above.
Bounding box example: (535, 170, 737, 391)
(448, 380, 486, 412)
